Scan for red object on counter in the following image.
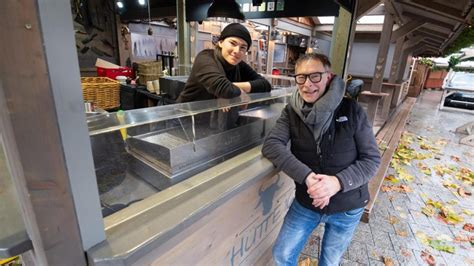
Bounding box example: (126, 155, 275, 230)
(97, 66, 133, 79)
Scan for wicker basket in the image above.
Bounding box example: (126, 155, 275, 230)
(81, 77, 120, 110)
(137, 61, 162, 85)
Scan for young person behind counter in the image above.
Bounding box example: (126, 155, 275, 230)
(176, 23, 271, 103)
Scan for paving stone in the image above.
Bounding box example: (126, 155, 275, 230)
(389, 233, 421, 251)
(369, 218, 396, 234)
(352, 226, 375, 246)
(356, 221, 371, 233)
(428, 222, 455, 237)
(440, 252, 472, 266)
(387, 209, 415, 223)
(368, 259, 386, 266)
(340, 258, 365, 266)
(347, 241, 370, 265)
(412, 249, 447, 266)
(408, 209, 432, 226)
(371, 230, 394, 250)
(393, 246, 418, 266)
(392, 221, 415, 238)
(301, 234, 320, 257)
(366, 244, 399, 263)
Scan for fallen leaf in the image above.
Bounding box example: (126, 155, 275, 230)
(416, 231, 431, 246)
(298, 257, 317, 266)
(451, 155, 461, 162)
(443, 181, 459, 189)
(421, 206, 436, 217)
(400, 248, 412, 258)
(381, 185, 412, 193)
(384, 174, 400, 183)
(417, 162, 432, 176)
(458, 187, 472, 198)
(398, 170, 415, 183)
(447, 200, 459, 205)
(396, 230, 408, 237)
(439, 207, 464, 225)
(383, 256, 395, 266)
(463, 223, 474, 232)
(462, 209, 473, 216)
(426, 199, 443, 209)
(453, 234, 470, 243)
(421, 250, 436, 266)
(388, 215, 399, 225)
(429, 239, 455, 253)
(435, 139, 449, 147)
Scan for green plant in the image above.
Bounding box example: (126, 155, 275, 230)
(443, 24, 474, 56)
(419, 57, 434, 67)
(448, 56, 460, 69)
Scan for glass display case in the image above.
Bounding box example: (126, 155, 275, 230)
(86, 88, 294, 217)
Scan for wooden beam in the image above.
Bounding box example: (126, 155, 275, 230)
(403, 35, 425, 50)
(417, 27, 451, 39)
(390, 19, 425, 42)
(356, 0, 381, 19)
(412, 31, 446, 43)
(400, 0, 467, 23)
(403, 11, 456, 30)
(370, 14, 394, 93)
(389, 37, 404, 83)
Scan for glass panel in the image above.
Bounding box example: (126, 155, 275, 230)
(87, 88, 293, 136)
(0, 137, 28, 256)
(87, 86, 294, 217)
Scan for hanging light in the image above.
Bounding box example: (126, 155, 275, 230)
(138, 0, 146, 6)
(116, 0, 124, 9)
(207, 0, 245, 23)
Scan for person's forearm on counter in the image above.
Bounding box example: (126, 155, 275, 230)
(233, 82, 252, 93)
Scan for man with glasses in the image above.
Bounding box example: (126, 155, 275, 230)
(262, 53, 380, 266)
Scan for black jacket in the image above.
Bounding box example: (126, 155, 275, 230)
(176, 49, 271, 103)
(262, 98, 381, 213)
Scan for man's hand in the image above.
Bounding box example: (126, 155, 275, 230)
(306, 174, 341, 209)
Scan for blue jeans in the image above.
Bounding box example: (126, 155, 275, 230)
(273, 199, 363, 266)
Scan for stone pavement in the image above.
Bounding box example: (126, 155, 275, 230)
(298, 90, 474, 266)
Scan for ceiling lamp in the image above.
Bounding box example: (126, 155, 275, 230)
(207, 0, 245, 23)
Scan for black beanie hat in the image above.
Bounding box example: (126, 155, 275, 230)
(219, 23, 252, 50)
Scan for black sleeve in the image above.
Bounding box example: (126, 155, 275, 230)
(262, 106, 313, 184)
(335, 102, 381, 192)
(239, 62, 272, 93)
(193, 52, 241, 98)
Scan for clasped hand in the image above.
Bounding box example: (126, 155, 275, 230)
(305, 173, 341, 209)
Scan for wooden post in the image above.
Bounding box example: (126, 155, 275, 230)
(366, 13, 394, 125)
(177, 0, 191, 75)
(370, 14, 394, 93)
(330, 7, 353, 76)
(1, 0, 105, 264)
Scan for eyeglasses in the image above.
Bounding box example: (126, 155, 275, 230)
(294, 72, 326, 85)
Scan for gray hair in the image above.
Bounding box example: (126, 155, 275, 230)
(295, 53, 331, 71)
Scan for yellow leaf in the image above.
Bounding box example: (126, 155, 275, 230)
(421, 206, 436, 217)
(462, 209, 473, 216)
(384, 175, 399, 184)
